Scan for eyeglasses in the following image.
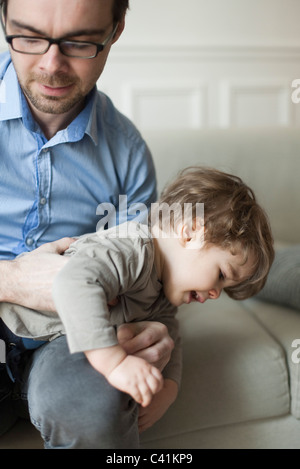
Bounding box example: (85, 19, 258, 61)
(4, 23, 119, 59)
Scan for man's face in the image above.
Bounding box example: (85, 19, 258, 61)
(4, 0, 123, 116)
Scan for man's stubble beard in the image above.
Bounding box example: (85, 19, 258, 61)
(22, 85, 85, 115)
(19, 72, 86, 115)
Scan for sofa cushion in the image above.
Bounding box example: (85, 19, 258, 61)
(243, 298, 300, 419)
(141, 294, 290, 445)
(257, 245, 300, 311)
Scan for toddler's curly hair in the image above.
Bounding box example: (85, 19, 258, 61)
(153, 166, 274, 301)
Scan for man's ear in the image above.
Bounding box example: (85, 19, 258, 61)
(111, 17, 125, 45)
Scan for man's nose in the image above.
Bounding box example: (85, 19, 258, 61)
(38, 44, 68, 73)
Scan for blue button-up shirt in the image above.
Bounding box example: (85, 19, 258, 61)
(0, 52, 157, 260)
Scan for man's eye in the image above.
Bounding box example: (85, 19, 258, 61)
(19, 37, 44, 45)
(64, 42, 91, 50)
(24, 38, 41, 44)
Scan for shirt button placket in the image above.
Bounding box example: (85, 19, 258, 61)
(26, 237, 34, 247)
(39, 148, 51, 226)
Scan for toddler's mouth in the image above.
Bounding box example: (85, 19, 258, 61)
(191, 291, 205, 303)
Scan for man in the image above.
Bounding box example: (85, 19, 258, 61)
(0, 0, 175, 448)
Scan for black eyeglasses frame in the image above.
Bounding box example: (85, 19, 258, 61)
(1, 12, 118, 59)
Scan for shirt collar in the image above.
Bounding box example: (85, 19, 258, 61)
(66, 86, 99, 146)
(0, 52, 99, 145)
(0, 53, 22, 121)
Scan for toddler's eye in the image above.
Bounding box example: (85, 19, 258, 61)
(219, 271, 225, 281)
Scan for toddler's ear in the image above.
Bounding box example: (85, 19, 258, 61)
(180, 223, 192, 242)
(179, 217, 205, 249)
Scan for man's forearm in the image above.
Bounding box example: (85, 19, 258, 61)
(0, 238, 74, 311)
(0, 259, 16, 303)
(0, 256, 54, 309)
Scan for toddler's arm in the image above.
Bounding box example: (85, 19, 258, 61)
(85, 345, 163, 407)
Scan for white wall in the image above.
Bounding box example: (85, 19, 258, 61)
(120, 0, 300, 48)
(100, 0, 300, 130)
(1, 1, 299, 129)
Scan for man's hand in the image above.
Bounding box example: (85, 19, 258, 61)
(117, 321, 174, 372)
(138, 379, 178, 432)
(0, 237, 74, 311)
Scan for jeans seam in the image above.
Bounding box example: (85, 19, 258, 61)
(28, 407, 49, 445)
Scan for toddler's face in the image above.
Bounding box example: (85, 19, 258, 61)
(161, 243, 254, 307)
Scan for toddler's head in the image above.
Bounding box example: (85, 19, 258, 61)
(151, 166, 274, 300)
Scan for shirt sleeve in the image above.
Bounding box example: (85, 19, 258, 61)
(98, 94, 158, 227)
(118, 135, 157, 225)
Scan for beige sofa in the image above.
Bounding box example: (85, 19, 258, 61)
(1, 127, 300, 449)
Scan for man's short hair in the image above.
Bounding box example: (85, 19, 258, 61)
(113, 0, 129, 23)
(1, 1, 129, 23)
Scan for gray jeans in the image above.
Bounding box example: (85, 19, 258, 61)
(0, 336, 139, 449)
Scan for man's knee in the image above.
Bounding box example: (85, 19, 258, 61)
(26, 337, 139, 448)
(30, 381, 138, 448)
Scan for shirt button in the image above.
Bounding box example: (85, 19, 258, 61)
(26, 238, 34, 247)
(40, 197, 47, 205)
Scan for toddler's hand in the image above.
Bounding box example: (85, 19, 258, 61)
(107, 355, 163, 407)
